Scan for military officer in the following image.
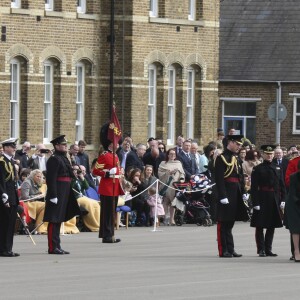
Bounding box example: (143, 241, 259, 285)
(93, 123, 124, 243)
(0, 138, 20, 257)
(43, 135, 80, 254)
(215, 135, 249, 258)
(251, 145, 285, 257)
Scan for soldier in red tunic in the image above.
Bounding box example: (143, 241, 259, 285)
(285, 153, 300, 260)
(285, 155, 300, 187)
(93, 123, 124, 243)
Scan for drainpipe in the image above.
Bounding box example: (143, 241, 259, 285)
(275, 81, 281, 144)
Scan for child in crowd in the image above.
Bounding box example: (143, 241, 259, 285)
(147, 186, 165, 227)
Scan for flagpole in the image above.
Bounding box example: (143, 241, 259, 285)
(109, 0, 115, 115)
(110, 0, 116, 235)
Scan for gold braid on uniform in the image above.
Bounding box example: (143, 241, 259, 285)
(220, 155, 238, 178)
(0, 156, 14, 181)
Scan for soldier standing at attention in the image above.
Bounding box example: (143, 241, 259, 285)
(0, 138, 20, 257)
(44, 135, 80, 255)
(93, 123, 124, 243)
(250, 145, 285, 257)
(215, 135, 249, 258)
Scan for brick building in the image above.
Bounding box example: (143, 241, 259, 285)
(219, 0, 300, 147)
(0, 0, 219, 151)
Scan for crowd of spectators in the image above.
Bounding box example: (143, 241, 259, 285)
(4, 128, 300, 235)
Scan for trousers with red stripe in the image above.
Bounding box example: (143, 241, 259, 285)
(47, 223, 61, 252)
(217, 221, 235, 257)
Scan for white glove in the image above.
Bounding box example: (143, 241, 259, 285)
(50, 197, 58, 205)
(253, 206, 260, 210)
(242, 194, 249, 201)
(280, 202, 285, 209)
(2, 193, 8, 204)
(220, 198, 229, 204)
(109, 167, 117, 175)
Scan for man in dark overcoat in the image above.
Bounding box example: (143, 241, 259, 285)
(0, 138, 20, 257)
(251, 145, 285, 257)
(215, 135, 249, 258)
(44, 135, 80, 254)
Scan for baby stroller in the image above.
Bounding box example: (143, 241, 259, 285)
(172, 175, 213, 226)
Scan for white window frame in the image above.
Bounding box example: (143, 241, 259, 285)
(188, 0, 196, 21)
(149, 0, 158, 17)
(221, 99, 258, 142)
(292, 96, 300, 134)
(10, 59, 20, 139)
(186, 68, 195, 139)
(148, 64, 157, 139)
(43, 61, 54, 144)
(167, 66, 176, 145)
(45, 0, 54, 11)
(75, 63, 85, 142)
(11, 0, 21, 9)
(77, 0, 86, 14)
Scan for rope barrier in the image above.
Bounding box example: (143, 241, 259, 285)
(125, 179, 215, 201)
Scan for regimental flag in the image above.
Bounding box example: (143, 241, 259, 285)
(108, 105, 122, 145)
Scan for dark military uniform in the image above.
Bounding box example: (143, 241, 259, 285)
(215, 148, 248, 257)
(250, 160, 285, 256)
(44, 136, 80, 254)
(0, 139, 19, 257)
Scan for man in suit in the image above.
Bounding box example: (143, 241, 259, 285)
(84, 159, 100, 192)
(178, 140, 199, 181)
(77, 140, 90, 174)
(69, 144, 81, 166)
(125, 143, 146, 174)
(273, 147, 289, 181)
(27, 143, 49, 171)
(174, 135, 185, 156)
(15, 141, 31, 169)
(117, 139, 131, 169)
(0, 138, 20, 257)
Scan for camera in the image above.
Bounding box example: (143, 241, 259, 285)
(40, 149, 50, 154)
(77, 170, 83, 175)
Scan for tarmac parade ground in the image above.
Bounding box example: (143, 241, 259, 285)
(0, 222, 299, 300)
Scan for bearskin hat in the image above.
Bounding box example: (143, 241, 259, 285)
(100, 122, 111, 151)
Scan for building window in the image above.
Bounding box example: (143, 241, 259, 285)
(186, 68, 195, 139)
(188, 0, 196, 20)
(11, 0, 21, 8)
(149, 0, 158, 17)
(148, 64, 157, 139)
(222, 100, 257, 143)
(167, 66, 176, 145)
(293, 97, 300, 134)
(77, 0, 86, 14)
(10, 59, 20, 139)
(44, 62, 53, 144)
(45, 0, 54, 11)
(76, 63, 85, 142)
